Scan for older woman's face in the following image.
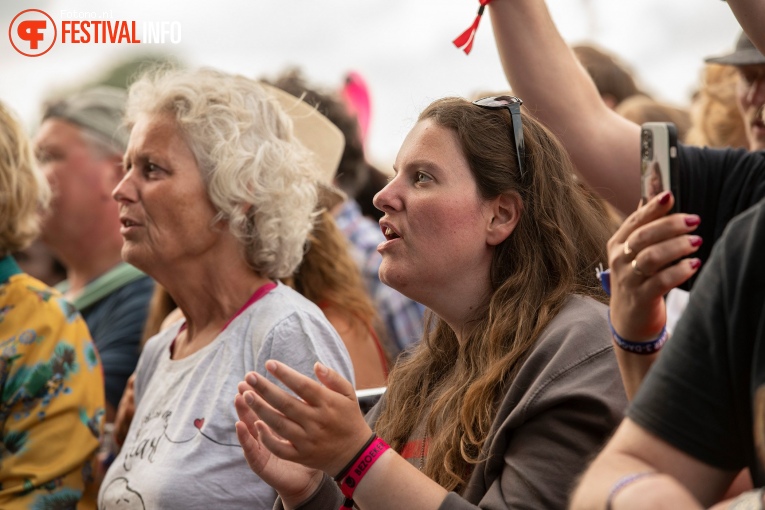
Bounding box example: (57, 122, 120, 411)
(113, 113, 221, 274)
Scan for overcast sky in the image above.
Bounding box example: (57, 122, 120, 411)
(1, 0, 742, 166)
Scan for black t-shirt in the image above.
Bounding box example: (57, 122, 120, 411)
(678, 145, 765, 288)
(629, 199, 765, 483)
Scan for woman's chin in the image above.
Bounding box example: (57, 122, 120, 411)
(379, 265, 416, 300)
(121, 245, 150, 273)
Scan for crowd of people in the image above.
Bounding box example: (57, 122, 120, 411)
(2, 0, 765, 508)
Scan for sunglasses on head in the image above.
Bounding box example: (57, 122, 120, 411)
(472, 96, 526, 181)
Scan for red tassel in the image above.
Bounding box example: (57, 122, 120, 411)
(453, 0, 492, 55)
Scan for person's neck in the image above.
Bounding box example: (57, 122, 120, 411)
(164, 257, 272, 360)
(426, 275, 492, 346)
(161, 249, 273, 337)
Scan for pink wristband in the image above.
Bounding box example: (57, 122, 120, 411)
(338, 436, 390, 501)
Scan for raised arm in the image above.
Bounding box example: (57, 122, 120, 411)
(727, 0, 765, 55)
(488, 0, 642, 214)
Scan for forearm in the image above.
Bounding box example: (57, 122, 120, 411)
(726, 0, 765, 55)
(488, 0, 641, 214)
(571, 420, 738, 509)
(571, 452, 703, 510)
(351, 450, 448, 510)
(612, 347, 659, 401)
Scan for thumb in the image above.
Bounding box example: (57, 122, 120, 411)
(314, 362, 355, 398)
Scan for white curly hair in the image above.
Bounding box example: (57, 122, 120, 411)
(125, 67, 318, 279)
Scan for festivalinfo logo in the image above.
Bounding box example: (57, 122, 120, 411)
(9, 8, 182, 57)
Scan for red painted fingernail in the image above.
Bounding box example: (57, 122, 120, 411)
(690, 258, 701, 270)
(689, 236, 703, 247)
(659, 191, 672, 205)
(685, 215, 701, 226)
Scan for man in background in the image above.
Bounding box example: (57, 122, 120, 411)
(34, 87, 154, 422)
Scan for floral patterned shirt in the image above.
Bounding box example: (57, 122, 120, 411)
(0, 256, 105, 509)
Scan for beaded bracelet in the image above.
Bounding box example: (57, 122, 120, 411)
(606, 472, 658, 510)
(608, 311, 668, 355)
(334, 434, 391, 509)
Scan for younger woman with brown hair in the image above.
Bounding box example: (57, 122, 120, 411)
(234, 96, 627, 509)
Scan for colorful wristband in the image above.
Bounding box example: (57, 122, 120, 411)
(608, 311, 668, 355)
(335, 435, 390, 509)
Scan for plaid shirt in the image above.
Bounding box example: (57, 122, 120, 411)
(335, 200, 425, 352)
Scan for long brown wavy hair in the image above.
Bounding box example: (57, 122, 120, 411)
(374, 97, 612, 492)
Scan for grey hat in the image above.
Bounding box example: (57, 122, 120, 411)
(42, 86, 129, 152)
(705, 32, 765, 66)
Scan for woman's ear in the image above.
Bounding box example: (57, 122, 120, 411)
(486, 192, 522, 246)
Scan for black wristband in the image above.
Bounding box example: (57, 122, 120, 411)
(334, 433, 377, 482)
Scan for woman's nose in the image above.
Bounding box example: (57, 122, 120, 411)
(373, 176, 402, 213)
(112, 171, 136, 203)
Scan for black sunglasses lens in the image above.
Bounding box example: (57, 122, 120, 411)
(474, 96, 521, 108)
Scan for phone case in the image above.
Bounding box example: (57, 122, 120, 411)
(640, 122, 679, 214)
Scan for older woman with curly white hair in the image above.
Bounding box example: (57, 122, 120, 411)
(99, 68, 354, 509)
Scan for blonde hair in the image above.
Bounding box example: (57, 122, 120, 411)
(686, 64, 748, 149)
(125, 67, 318, 279)
(0, 102, 50, 256)
(374, 97, 611, 492)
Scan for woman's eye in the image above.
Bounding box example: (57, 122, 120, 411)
(415, 172, 432, 183)
(145, 163, 163, 176)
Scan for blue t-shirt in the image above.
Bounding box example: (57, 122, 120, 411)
(80, 275, 154, 408)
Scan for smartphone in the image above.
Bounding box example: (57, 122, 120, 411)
(640, 122, 679, 214)
(356, 387, 386, 415)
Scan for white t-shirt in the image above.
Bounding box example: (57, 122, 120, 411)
(99, 283, 354, 510)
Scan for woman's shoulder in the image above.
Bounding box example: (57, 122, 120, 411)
(537, 294, 610, 349)
(0, 273, 86, 337)
(511, 295, 616, 401)
(240, 282, 331, 329)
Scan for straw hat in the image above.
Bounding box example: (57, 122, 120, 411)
(260, 83, 346, 210)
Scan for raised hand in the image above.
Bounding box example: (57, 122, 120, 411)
(240, 360, 373, 477)
(606, 190, 703, 398)
(607, 190, 702, 341)
(234, 382, 323, 507)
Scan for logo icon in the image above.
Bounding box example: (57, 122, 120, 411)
(9, 9, 57, 57)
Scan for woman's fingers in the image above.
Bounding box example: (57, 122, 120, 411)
(237, 378, 256, 395)
(610, 190, 674, 246)
(263, 361, 326, 405)
(244, 368, 314, 426)
(629, 234, 703, 279)
(254, 420, 301, 461)
(623, 214, 700, 261)
(235, 420, 266, 472)
(234, 393, 261, 438)
(243, 389, 306, 440)
(314, 362, 356, 399)
(641, 258, 702, 298)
